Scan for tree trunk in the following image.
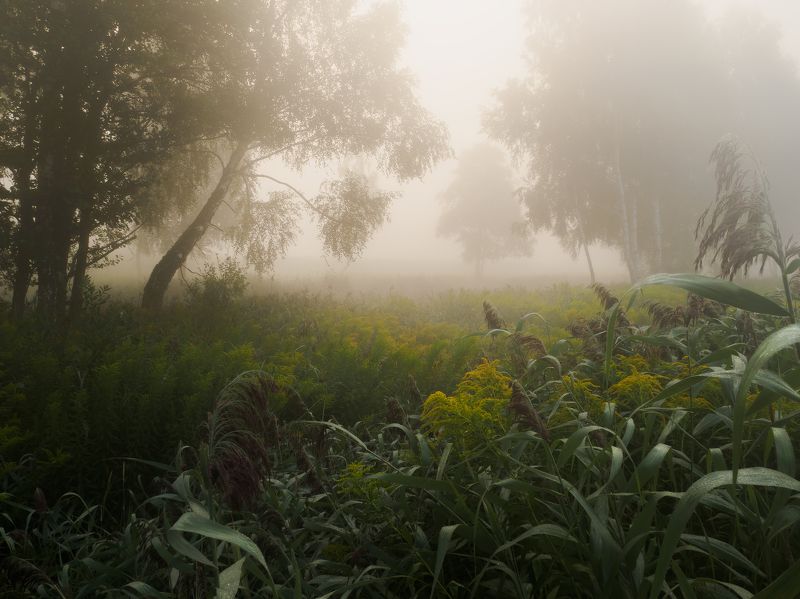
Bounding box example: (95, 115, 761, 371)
(11, 84, 38, 321)
(574, 194, 595, 284)
(142, 142, 249, 311)
(653, 196, 663, 271)
(68, 209, 92, 321)
(11, 191, 34, 320)
(582, 241, 596, 285)
(614, 142, 639, 283)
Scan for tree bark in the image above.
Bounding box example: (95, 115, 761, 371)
(68, 209, 92, 321)
(142, 141, 249, 311)
(11, 190, 34, 320)
(11, 82, 39, 320)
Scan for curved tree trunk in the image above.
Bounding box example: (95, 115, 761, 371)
(582, 241, 596, 285)
(141, 142, 249, 311)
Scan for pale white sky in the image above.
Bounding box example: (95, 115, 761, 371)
(266, 0, 800, 283)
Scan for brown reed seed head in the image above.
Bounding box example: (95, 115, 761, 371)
(205, 373, 279, 509)
(483, 300, 506, 330)
(509, 381, 550, 442)
(386, 397, 404, 424)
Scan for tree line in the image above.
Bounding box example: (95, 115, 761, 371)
(483, 0, 800, 282)
(0, 0, 448, 323)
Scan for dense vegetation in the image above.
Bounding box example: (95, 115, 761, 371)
(4, 0, 800, 597)
(3, 273, 800, 597)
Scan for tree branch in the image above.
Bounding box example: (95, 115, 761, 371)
(84, 225, 143, 269)
(254, 173, 339, 222)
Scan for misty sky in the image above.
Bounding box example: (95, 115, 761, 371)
(260, 0, 800, 283)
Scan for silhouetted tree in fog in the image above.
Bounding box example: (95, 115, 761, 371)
(486, 0, 800, 282)
(437, 144, 531, 276)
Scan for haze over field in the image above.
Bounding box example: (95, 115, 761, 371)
(8, 3, 800, 595)
(5, 0, 800, 306)
(259, 0, 800, 286)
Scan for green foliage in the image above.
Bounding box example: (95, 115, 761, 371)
(421, 360, 513, 450)
(3, 279, 800, 596)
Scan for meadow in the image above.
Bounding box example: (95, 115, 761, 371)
(1, 273, 799, 598)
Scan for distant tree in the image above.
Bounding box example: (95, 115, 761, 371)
(140, 0, 449, 310)
(485, 0, 800, 282)
(437, 144, 531, 276)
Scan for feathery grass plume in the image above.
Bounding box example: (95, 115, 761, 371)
(204, 371, 279, 510)
(385, 397, 404, 425)
(0, 556, 53, 593)
(686, 292, 722, 325)
(696, 138, 800, 280)
(32, 488, 47, 514)
(483, 300, 506, 330)
(310, 423, 328, 460)
(288, 434, 323, 493)
(643, 300, 683, 329)
(508, 381, 550, 441)
(513, 333, 546, 356)
(591, 283, 630, 326)
(407, 374, 423, 406)
(591, 283, 619, 311)
(566, 316, 592, 340)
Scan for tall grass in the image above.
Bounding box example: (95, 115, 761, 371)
(3, 274, 800, 596)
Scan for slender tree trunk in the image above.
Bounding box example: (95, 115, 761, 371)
(574, 194, 595, 284)
(11, 84, 38, 321)
(68, 209, 92, 321)
(142, 142, 249, 311)
(35, 151, 74, 324)
(630, 192, 639, 276)
(653, 196, 663, 271)
(11, 191, 34, 320)
(614, 142, 638, 283)
(582, 241, 596, 285)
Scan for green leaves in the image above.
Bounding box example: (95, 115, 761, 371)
(634, 273, 789, 316)
(649, 468, 800, 599)
(731, 324, 800, 480)
(170, 512, 267, 570)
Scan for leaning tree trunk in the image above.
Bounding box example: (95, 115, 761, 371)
(582, 241, 596, 285)
(141, 142, 249, 311)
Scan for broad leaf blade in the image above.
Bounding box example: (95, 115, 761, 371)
(635, 273, 788, 316)
(171, 512, 266, 570)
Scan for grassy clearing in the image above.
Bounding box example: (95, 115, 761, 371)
(2, 278, 800, 597)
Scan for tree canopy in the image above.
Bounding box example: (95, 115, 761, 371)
(485, 0, 800, 282)
(0, 0, 450, 317)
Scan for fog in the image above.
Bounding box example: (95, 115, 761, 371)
(15, 0, 800, 298)
(269, 0, 628, 285)
(262, 0, 800, 289)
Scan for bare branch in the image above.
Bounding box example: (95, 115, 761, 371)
(255, 173, 339, 223)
